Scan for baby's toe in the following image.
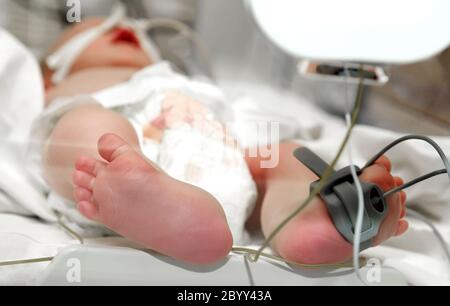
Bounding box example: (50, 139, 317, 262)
(77, 201, 99, 221)
(394, 176, 404, 187)
(375, 156, 392, 172)
(395, 220, 409, 236)
(75, 156, 106, 176)
(400, 201, 407, 218)
(74, 187, 93, 203)
(73, 170, 95, 190)
(360, 165, 395, 192)
(97, 133, 135, 162)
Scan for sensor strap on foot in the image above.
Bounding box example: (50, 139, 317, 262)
(294, 147, 388, 251)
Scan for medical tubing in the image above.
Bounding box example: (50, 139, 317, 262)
(384, 169, 448, 198)
(138, 18, 215, 79)
(231, 246, 364, 269)
(345, 114, 368, 285)
(363, 135, 450, 199)
(363, 135, 450, 180)
(343, 64, 367, 284)
(249, 65, 366, 263)
(56, 212, 85, 245)
(0, 257, 54, 267)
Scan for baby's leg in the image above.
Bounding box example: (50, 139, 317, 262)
(43, 104, 140, 200)
(44, 103, 232, 264)
(252, 142, 408, 264)
(72, 134, 232, 264)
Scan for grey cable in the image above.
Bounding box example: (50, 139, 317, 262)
(363, 135, 450, 200)
(384, 169, 448, 198)
(363, 135, 450, 179)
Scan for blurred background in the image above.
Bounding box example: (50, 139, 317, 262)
(1, 0, 449, 135)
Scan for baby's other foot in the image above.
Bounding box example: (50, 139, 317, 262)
(73, 133, 233, 264)
(273, 156, 408, 264)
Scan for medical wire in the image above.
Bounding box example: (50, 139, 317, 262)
(363, 135, 450, 179)
(345, 113, 368, 285)
(138, 17, 215, 79)
(231, 246, 364, 270)
(364, 135, 450, 201)
(55, 211, 85, 245)
(0, 257, 54, 267)
(384, 169, 448, 198)
(342, 64, 368, 285)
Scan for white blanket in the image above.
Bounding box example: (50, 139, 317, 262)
(0, 28, 55, 220)
(0, 28, 449, 286)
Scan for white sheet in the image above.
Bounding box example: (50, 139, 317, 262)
(0, 27, 55, 220)
(0, 214, 73, 285)
(0, 29, 44, 142)
(0, 28, 449, 286)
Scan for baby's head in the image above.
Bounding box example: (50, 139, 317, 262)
(43, 18, 153, 89)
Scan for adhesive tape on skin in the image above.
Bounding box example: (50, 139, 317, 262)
(46, 3, 125, 84)
(47, 28, 108, 84)
(46, 3, 161, 85)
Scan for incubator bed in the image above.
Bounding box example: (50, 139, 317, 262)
(1, 0, 450, 286)
(29, 239, 408, 286)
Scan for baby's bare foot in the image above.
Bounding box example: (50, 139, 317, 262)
(73, 133, 232, 264)
(273, 157, 408, 264)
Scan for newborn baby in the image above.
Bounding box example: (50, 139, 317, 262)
(38, 19, 408, 265)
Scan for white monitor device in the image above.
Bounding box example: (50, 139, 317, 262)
(247, 0, 450, 64)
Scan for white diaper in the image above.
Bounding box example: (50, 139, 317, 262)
(29, 62, 257, 244)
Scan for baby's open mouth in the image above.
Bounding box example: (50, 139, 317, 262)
(112, 28, 141, 48)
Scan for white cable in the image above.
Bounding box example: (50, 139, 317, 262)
(345, 113, 368, 285)
(343, 64, 368, 285)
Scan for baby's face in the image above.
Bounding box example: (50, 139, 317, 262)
(45, 19, 153, 84)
